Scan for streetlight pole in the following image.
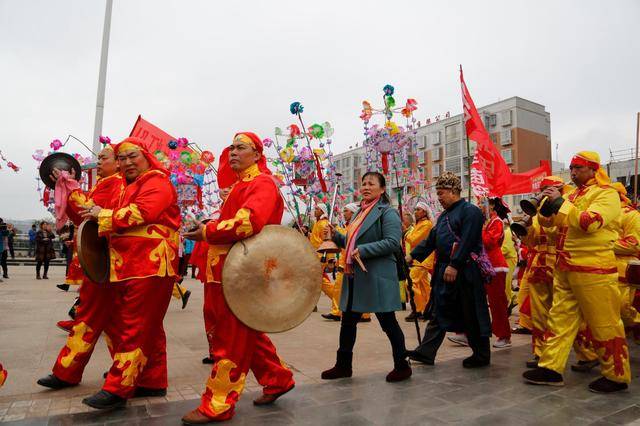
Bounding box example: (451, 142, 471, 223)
(92, 0, 113, 156)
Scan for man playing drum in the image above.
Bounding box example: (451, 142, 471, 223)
(181, 132, 295, 424)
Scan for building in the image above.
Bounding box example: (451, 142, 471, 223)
(332, 96, 553, 210)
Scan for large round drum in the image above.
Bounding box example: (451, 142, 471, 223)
(222, 225, 322, 333)
(627, 260, 640, 288)
(77, 220, 110, 284)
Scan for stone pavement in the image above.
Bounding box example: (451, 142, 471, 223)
(1, 265, 640, 425)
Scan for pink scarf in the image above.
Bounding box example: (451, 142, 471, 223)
(54, 170, 80, 230)
(344, 196, 380, 274)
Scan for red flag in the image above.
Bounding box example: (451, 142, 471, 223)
(461, 67, 512, 197)
(504, 160, 552, 195)
(129, 115, 176, 154)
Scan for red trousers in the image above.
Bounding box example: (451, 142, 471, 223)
(198, 284, 294, 421)
(485, 272, 511, 340)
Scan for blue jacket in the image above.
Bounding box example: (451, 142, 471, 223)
(333, 199, 402, 313)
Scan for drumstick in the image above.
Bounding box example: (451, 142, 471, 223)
(353, 252, 367, 273)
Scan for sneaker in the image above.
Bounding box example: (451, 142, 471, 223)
(588, 377, 628, 393)
(522, 367, 564, 386)
(447, 334, 469, 346)
(570, 360, 599, 373)
(493, 338, 512, 349)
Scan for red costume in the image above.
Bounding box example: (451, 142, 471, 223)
(482, 212, 511, 340)
(51, 170, 123, 385)
(93, 138, 180, 398)
(196, 132, 294, 421)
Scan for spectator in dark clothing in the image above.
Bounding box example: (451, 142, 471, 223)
(7, 223, 16, 259)
(0, 218, 8, 279)
(28, 224, 37, 257)
(35, 222, 56, 279)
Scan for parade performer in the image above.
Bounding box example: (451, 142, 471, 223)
(403, 202, 434, 322)
(519, 176, 563, 368)
(181, 132, 294, 424)
(311, 203, 342, 318)
(523, 151, 630, 393)
(37, 144, 123, 389)
(482, 197, 512, 348)
(406, 172, 492, 368)
(501, 219, 518, 311)
(60, 137, 180, 408)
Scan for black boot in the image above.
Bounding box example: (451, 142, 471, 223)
(56, 284, 70, 291)
(37, 374, 76, 390)
(82, 390, 126, 409)
(588, 377, 628, 393)
(386, 360, 412, 382)
(404, 311, 418, 322)
(133, 387, 167, 398)
(321, 351, 352, 380)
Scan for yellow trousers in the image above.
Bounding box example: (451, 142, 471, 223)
(505, 258, 517, 305)
(538, 270, 630, 383)
(528, 278, 553, 358)
(172, 283, 187, 299)
(618, 282, 640, 327)
(518, 275, 533, 330)
(409, 266, 431, 313)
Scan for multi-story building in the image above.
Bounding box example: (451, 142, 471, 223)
(332, 146, 365, 201)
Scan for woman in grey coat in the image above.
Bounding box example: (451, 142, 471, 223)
(321, 172, 411, 382)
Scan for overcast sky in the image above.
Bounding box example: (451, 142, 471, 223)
(1, 0, 639, 220)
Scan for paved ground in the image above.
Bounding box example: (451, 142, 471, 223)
(1, 265, 640, 425)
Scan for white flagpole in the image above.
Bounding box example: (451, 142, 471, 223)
(92, 0, 113, 156)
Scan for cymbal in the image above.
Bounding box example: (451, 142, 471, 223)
(77, 220, 110, 284)
(39, 152, 82, 189)
(222, 225, 322, 333)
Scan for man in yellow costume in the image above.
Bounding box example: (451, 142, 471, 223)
(519, 176, 564, 368)
(501, 220, 518, 312)
(310, 203, 341, 318)
(404, 202, 434, 322)
(523, 151, 630, 393)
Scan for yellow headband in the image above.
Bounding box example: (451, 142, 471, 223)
(233, 134, 256, 148)
(117, 142, 142, 154)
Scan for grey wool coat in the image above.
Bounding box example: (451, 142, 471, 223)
(332, 199, 403, 313)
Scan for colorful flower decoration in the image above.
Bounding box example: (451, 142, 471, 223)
(308, 123, 325, 139)
(383, 84, 394, 96)
(168, 140, 179, 150)
(50, 139, 62, 151)
(200, 150, 215, 164)
(99, 135, 111, 145)
(289, 101, 304, 115)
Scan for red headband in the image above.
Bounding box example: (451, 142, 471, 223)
(570, 155, 599, 170)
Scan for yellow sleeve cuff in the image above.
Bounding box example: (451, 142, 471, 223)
(98, 208, 114, 234)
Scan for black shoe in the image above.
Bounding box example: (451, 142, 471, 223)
(133, 387, 167, 398)
(358, 316, 372, 323)
(43, 275, 49, 280)
(386, 362, 412, 382)
(181, 290, 191, 310)
(526, 356, 539, 369)
(463, 356, 490, 369)
(37, 374, 76, 390)
(2, 274, 8, 279)
(404, 311, 418, 322)
(321, 351, 353, 380)
(588, 377, 628, 393)
(406, 350, 434, 365)
(522, 367, 564, 386)
(82, 390, 126, 410)
(56, 284, 70, 291)
(321, 313, 341, 321)
(511, 327, 532, 335)
(202, 356, 215, 364)
(103, 371, 108, 379)
(570, 360, 599, 373)
(36, 275, 41, 280)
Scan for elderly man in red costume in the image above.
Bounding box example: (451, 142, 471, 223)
(37, 144, 123, 388)
(181, 132, 294, 425)
(61, 137, 180, 409)
(523, 151, 630, 393)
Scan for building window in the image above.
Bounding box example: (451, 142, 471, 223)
(432, 163, 441, 177)
(419, 135, 428, 149)
(431, 147, 441, 161)
(501, 129, 512, 145)
(445, 124, 461, 142)
(489, 114, 497, 127)
(354, 155, 360, 167)
(428, 131, 441, 146)
(464, 141, 477, 156)
(344, 157, 350, 168)
(445, 158, 461, 174)
(420, 150, 428, 164)
(335, 159, 341, 169)
(445, 141, 461, 158)
(501, 148, 513, 164)
(500, 110, 512, 126)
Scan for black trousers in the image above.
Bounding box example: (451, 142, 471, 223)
(36, 260, 50, 277)
(413, 279, 490, 364)
(338, 277, 407, 369)
(0, 250, 7, 277)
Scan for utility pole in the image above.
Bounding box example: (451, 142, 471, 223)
(92, 0, 113, 156)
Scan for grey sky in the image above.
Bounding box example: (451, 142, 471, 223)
(1, 0, 639, 219)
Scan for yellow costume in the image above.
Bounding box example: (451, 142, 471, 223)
(311, 217, 340, 316)
(501, 226, 518, 306)
(612, 183, 640, 326)
(404, 218, 434, 313)
(172, 283, 188, 300)
(538, 152, 630, 384)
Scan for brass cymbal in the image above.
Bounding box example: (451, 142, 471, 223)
(39, 152, 82, 189)
(222, 225, 322, 333)
(77, 219, 110, 284)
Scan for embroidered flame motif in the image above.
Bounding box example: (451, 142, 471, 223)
(149, 239, 177, 277)
(115, 203, 145, 226)
(216, 208, 253, 238)
(206, 244, 231, 283)
(584, 328, 629, 377)
(110, 247, 124, 279)
(579, 211, 604, 232)
(205, 359, 246, 414)
(60, 322, 95, 368)
(113, 348, 148, 387)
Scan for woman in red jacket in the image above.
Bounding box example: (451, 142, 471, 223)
(482, 197, 512, 348)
